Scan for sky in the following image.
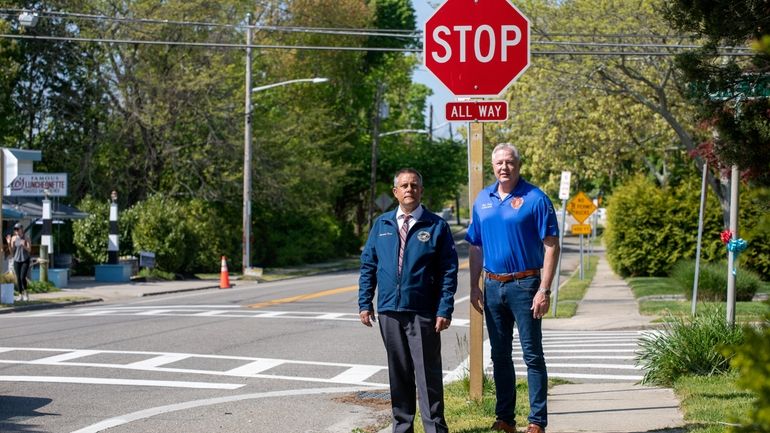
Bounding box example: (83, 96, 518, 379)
(411, 0, 457, 138)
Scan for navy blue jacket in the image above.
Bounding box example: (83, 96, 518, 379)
(358, 205, 458, 319)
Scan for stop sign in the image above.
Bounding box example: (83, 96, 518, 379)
(424, 0, 530, 97)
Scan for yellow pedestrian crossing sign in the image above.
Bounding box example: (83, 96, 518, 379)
(566, 192, 597, 224)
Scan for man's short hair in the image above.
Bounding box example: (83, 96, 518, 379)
(393, 168, 423, 187)
(491, 143, 521, 162)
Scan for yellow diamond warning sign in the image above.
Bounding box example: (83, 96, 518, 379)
(566, 192, 597, 224)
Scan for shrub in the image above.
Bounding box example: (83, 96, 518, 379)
(26, 279, 57, 294)
(135, 267, 176, 281)
(0, 272, 15, 284)
(729, 306, 770, 433)
(72, 195, 135, 273)
(129, 195, 242, 274)
(605, 175, 724, 277)
(252, 205, 359, 267)
(741, 188, 770, 281)
(129, 195, 198, 274)
(671, 259, 762, 301)
(636, 306, 744, 386)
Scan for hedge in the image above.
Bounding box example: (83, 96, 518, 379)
(605, 175, 723, 277)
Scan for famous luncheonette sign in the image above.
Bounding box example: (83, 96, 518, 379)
(9, 173, 68, 197)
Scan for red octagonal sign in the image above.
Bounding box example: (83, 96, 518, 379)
(424, 0, 530, 97)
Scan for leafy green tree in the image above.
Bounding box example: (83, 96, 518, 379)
(480, 0, 698, 200)
(0, 18, 21, 145)
(663, 0, 770, 185)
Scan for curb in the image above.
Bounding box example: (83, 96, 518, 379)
(140, 285, 220, 297)
(0, 298, 104, 314)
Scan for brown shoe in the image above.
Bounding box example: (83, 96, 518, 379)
(526, 423, 545, 433)
(491, 420, 516, 433)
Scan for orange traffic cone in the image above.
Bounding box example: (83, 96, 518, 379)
(219, 256, 231, 289)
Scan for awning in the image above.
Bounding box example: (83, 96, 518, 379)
(2, 205, 25, 219)
(3, 198, 88, 220)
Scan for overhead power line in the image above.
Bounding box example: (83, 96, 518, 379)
(0, 8, 756, 56)
(0, 33, 754, 57)
(0, 9, 418, 38)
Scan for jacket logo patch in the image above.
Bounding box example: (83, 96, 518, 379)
(417, 231, 431, 242)
(511, 197, 524, 209)
(379, 231, 394, 237)
(481, 203, 493, 209)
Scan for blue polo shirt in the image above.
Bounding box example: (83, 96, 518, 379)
(465, 178, 559, 274)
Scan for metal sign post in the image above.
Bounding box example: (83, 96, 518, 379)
(551, 171, 571, 317)
(692, 163, 708, 316)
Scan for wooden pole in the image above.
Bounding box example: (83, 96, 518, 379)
(0, 149, 4, 273)
(468, 121, 484, 400)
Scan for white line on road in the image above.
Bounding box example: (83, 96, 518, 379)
(30, 350, 101, 363)
(537, 372, 643, 381)
(125, 354, 191, 369)
(0, 347, 390, 387)
(68, 386, 373, 433)
(0, 376, 243, 389)
(530, 349, 638, 353)
(330, 365, 387, 383)
(224, 359, 285, 376)
(542, 343, 638, 348)
(511, 363, 641, 370)
(543, 355, 636, 360)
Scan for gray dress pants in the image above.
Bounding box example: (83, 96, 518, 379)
(378, 311, 448, 433)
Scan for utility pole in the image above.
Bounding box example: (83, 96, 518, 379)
(428, 104, 434, 144)
(242, 13, 253, 273)
(367, 83, 384, 230)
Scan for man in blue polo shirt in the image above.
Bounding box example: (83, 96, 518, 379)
(466, 143, 560, 433)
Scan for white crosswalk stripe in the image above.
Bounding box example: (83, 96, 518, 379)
(0, 347, 389, 389)
(446, 330, 647, 383)
(14, 305, 474, 327)
(509, 330, 645, 382)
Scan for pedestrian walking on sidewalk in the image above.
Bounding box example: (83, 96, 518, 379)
(7, 223, 32, 302)
(466, 143, 560, 433)
(359, 168, 459, 433)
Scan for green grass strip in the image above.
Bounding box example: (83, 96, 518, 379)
(673, 373, 753, 433)
(551, 255, 599, 319)
(410, 378, 569, 433)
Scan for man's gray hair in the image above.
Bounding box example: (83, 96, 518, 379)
(393, 168, 423, 187)
(491, 143, 521, 161)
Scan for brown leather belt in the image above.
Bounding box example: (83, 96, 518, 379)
(486, 269, 540, 282)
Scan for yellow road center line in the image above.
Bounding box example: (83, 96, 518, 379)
(248, 260, 468, 309)
(247, 285, 358, 309)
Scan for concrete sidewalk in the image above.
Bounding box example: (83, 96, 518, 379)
(544, 258, 655, 331)
(0, 276, 222, 312)
(540, 256, 682, 433)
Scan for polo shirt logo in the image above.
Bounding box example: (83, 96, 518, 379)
(417, 231, 431, 242)
(511, 197, 524, 209)
(481, 203, 493, 209)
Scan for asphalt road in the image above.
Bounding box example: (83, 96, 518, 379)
(0, 235, 638, 433)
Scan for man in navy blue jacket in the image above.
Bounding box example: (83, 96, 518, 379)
(359, 168, 458, 433)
